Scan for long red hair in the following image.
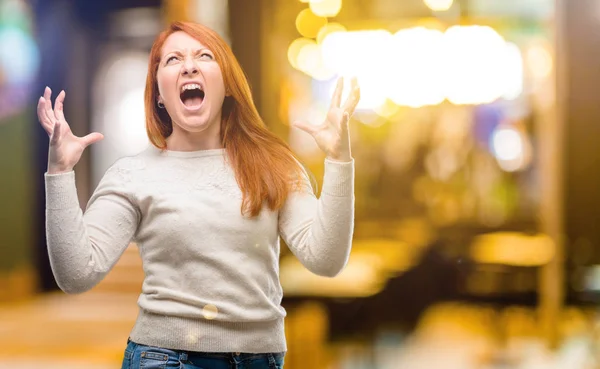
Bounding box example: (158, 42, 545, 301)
(144, 21, 306, 217)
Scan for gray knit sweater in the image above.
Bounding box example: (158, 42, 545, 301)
(44, 145, 354, 353)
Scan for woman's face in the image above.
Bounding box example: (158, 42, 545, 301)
(156, 31, 227, 138)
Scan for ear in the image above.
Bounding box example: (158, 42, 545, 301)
(157, 95, 163, 104)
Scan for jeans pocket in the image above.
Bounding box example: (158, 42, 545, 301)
(138, 347, 181, 368)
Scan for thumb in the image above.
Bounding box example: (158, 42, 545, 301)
(81, 132, 104, 148)
(293, 121, 317, 135)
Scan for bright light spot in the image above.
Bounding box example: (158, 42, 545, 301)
(316, 22, 346, 44)
(310, 0, 342, 17)
(471, 233, 555, 266)
(119, 88, 147, 149)
(321, 30, 391, 110)
(374, 99, 400, 118)
(92, 51, 150, 185)
(0, 27, 40, 84)
(491, 125, 530, 172)
(501, 42, 524, 100)
(302, 44, 336, 81)
(442, 26, 508, 105)
(423, 0, 454, 11)
(294, 25, 524, 108)
(526, 43, 553, 80)
(388, 27, 445, 107)
(492, 127, 522, 161)
(295, 8, 327, 39)
(296, 42, 335, 80)
(288, 38, 314, 70)
(202, 304, 219, 320)
(297, 42, 320, 73)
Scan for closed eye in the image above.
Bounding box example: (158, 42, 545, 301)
(198, 52, 213, 60)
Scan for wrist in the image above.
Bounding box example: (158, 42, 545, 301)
(47, 165, 73, 175)
(326, 154, 352, 162)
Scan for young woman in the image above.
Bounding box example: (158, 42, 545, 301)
(38, 21, 360, 369)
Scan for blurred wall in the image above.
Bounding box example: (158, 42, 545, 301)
(562, 0, 600, 271)
(0, 0, 42, 300)
(0, 111, 36, 300)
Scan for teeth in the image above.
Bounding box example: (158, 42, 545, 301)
(181, 83, 202, 93)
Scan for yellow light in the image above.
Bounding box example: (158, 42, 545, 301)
(288, 37, 335, 80)
(423, 0, 454, 11)
(295, 8, 327, 39)
(321, 30, 391, 110)
(310, 0, 342, 17)
(471, 232, 555, 267)
(442, 25, 509, 105)
(297, 42, 321, 74)
(374, 99, 400, 118)
(287, 37, 314, 70)
(526, 43, 553, 79)
(388, 27, 446, 107)
(502, 42, 524, 100)
(307, 25, 524, 108)
(301, 45, 336, 81)
(316, 22, 346, 44)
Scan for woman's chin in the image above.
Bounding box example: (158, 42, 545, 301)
(174, 116, 217, 134)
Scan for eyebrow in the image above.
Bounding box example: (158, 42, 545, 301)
(163, 48, 212, 59)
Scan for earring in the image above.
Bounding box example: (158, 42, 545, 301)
(157, 101, 165, 109)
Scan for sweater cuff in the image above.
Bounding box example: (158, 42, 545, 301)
(322, 158, 354, 197)
(45, 171, 80, 210)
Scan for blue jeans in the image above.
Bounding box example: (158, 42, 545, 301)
(121, 340, 285, 369)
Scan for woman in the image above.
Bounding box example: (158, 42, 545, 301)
(38, 21, 360, 369)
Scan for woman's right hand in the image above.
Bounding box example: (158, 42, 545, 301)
(38, 87, 104, 174)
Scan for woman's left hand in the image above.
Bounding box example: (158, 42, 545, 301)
(294, 77, 360, 162)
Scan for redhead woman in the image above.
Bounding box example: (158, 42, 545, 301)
(38, 21, 360, 369)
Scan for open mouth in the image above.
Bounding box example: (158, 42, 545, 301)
(180, 83, 205, 109)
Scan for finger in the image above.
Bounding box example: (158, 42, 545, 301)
(37, 97, 53, 135)
(41, 99, 60, 132)
(43, 86, 53, 112)
(43, 87, 56, 124)
(81, 132, 104, 148)
(54, 90, 66, 122)
(50, 120, 61, 145)
(342, 77, 360, 115)
(330, 77, 344, 110)
(293, 121, 317, 135)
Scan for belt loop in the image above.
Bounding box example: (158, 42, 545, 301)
(179, 352, 188, 362)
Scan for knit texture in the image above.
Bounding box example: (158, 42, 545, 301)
(45, 145, 354, 353)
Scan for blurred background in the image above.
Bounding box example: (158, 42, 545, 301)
(1, 0, 600, 367)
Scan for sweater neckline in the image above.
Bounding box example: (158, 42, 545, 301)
(148, 145, 226, 158)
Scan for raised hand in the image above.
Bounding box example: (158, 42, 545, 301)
(293, 77, 360, 162)
(37, 87, 104, 174)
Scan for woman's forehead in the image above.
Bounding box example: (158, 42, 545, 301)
(162, 31, 209, 54)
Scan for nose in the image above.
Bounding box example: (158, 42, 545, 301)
(181, 57, 198, 76)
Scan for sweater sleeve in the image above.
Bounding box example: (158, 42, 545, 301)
(278, 158, 355, 277)
(45, 159, 140, 294)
